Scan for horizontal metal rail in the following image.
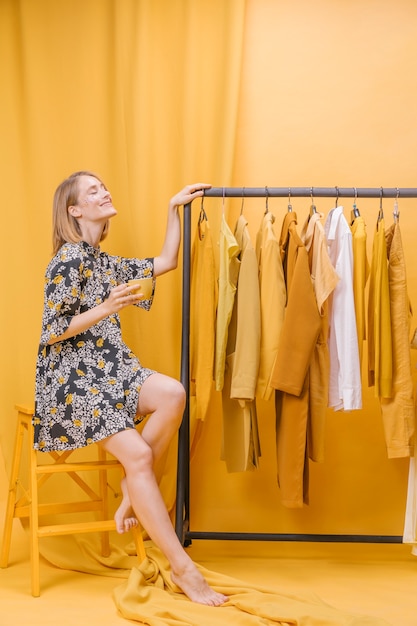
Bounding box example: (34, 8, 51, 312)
(185, 531, 403, 544)
(203, 186, 417, 198)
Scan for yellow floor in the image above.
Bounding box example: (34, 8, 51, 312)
(1, 437, 416, 626)
(1, 511, 417, 625)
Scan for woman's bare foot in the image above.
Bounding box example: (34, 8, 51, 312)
(114, 477, 139, 533)
(171, 560, 228, 606)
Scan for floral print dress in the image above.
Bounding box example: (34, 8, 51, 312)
(34, 241, 156, 452)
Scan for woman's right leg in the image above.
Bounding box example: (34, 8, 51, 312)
(101, 427, 227, 606)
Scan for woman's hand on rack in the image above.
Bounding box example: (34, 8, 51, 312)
(154, 183, 211, 277)
(169, 183, 211, 209)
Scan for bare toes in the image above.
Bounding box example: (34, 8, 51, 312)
(124, 517, 139, 532)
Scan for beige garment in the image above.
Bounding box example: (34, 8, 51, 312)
(229, 215, 261, 401)
(221, 214, 261, 472)
(301, 213, 339, 463)
(221, 352, 261, 472)
(380, 222, 415, 458)
(255, 211, 286, 400)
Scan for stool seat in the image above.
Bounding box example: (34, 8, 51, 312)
(0, 404, 146, 596)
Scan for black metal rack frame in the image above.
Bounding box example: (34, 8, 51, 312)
(175, 186, 417, 546)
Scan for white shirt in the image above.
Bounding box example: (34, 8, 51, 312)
(324, 206, 362, 410)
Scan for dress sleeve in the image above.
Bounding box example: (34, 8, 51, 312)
(39, 251, 83, 345)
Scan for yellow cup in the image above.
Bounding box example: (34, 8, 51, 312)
(128, 277, 154, 300)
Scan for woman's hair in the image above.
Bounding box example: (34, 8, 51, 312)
(52, 170, 110, 255)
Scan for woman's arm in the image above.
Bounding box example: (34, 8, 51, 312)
(47, 283, 142, 345)
(47, 183, 210, 344)
(153, 183, 211, 277)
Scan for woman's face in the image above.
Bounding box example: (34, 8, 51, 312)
(73, 175, 117, 223)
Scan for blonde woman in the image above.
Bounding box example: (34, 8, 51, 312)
(34, 171, 227, 606)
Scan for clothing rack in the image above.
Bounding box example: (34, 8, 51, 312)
(175, 186, 417, 547)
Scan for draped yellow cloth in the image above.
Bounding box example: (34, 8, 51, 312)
(112, 543, 390, 626)
(0, 0, 245, 527)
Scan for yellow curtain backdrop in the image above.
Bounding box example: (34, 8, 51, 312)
(0, 0, 246, 564)
(2, 0, 417, 584)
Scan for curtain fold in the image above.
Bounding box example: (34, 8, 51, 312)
(0, 0, 246, 564)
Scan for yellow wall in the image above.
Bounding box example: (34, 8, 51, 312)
(1, 0, 416, 542)
(190, 0, 417, 537)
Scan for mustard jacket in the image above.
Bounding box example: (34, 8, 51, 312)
(221, 215, 261, 472)
(256, 211, 286, 400)
(270, 212, 321, 393)
(270, 212, 321, 507)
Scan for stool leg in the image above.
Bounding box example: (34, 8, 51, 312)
(28, 419, 40, 597)
(0, 416, 25, 568)
(98, 447, 111, 557)
(131, 526, 147, 563)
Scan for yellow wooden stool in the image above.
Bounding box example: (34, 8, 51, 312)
(0, 404, 146, 596)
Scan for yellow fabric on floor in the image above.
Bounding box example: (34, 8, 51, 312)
(113, 544, 391, 626)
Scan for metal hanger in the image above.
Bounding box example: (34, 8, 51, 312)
(198, 195, 208, 224)
(287, 188, 293, 212)
(197, 196, 208, 242)
(310, 187, 317, 216)
(264, 186, 269, 215)
(393, 188, 400, 223)
(351, 187, 360, 222)
(378, 187, 384, 222)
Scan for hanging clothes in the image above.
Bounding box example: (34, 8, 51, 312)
(214, 214, 240, 392)
(379, 221, 415, 458)
(190, 212, 218, 423)
(221, 215, 261, 472)
(324, 206, 362, 411)
(367, 217, 392, 398)
(255, 211, 286, 401)
(300, 212, 339, 463)
(350, 214, 370, 370)
(270, 211, 321, 507)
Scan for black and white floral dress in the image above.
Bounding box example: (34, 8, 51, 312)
(33, 241, 156, 452)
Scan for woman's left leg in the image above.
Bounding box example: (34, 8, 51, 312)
(102, 419, 227, 605)
(138, 373, 186, 481)
(113, 373, 185, 533)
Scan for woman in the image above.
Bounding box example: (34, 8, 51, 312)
(34, 171, 227, 606)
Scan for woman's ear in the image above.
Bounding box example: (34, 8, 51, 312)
(68, 204, 82, 218)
